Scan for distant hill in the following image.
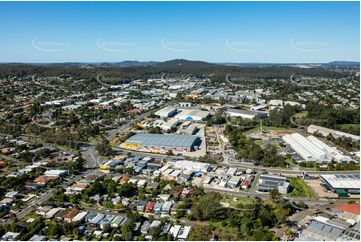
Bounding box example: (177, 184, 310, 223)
(1, 59, 358, 68)
(323, 61, 359, 68)
(156, 59, 216, 68)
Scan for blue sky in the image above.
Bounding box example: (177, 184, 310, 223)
(0, 1, 359, 63)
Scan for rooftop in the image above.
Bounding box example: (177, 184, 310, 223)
(320, 174, 360, 190)
(125, 133, 199, 149)
(335, 204, 360, 215)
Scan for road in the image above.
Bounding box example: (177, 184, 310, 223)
(105, 109, 162, 142)
(81, 145, 101, 169)
(220, 160, 359, 176)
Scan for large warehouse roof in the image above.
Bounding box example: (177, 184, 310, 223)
(320, 174, 360, 190)
(125, 133, 199, 149)
(282, 133, 332, 162)
(175, 109, 210, 120)
(174, 160, 210, 171)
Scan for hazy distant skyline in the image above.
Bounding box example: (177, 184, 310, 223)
(0, 1, 359, 63)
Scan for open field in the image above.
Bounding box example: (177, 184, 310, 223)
(242, 126, 295, 136)
(293, 111, 308, 119)
(220, 194, 255, 207)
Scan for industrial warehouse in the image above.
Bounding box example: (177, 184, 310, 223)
(282, 133, 351, 163)
(257, 174, 290, 194)
(154, 106, 210, 121)
(121, 133, 201, 153)
(320, 174, 360, 196)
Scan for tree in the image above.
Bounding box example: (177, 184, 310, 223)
(95, 139, 112, 156)
(121, 223, 133, 241)
(188, 224, 212, 240)
(285, 227, 293, 238)
(270, 189, 282, 202)
(191, 193, 226, 221)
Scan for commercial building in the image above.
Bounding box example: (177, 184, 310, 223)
(282, 133, 332, 163)
(122, 133, 200, 152)
(306, 136, 351, 163)
(297, 220, 344, 241)
(154, 106, 178, 118)
(174, 160, 210, 172)
(320, 174, 360, 194)
(160, 118, 181, 131)
(175, 109, 210, 121)
(225, 109, 268, 119)
(177, 122, 197, 135)
(99, 159, 121, 169)
(226, 176, 242, 188)
(307, 124, 360, 141)
(257, 174, 290, 194)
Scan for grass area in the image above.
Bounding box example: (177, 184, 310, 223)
(293, 111, 308, 119)
(242, 126, 294, 135)
(254, 140, 263, 145)
(221, 194, 254, 207)
(288, 178, 316, 198)
(284, 158, 295, 167)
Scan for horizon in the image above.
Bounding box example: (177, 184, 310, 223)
(0, 59, 360, 65)
(0, 1, 359, 63)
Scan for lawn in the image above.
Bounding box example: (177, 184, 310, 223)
(242, 126, 294, 135)
(288, 178, 316, 198)
(293, 111, 308, 119)
(254, 140, 263, 145)
(221, 194, 255, 207)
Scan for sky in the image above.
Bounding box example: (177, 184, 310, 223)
(0, 1, 359, 63)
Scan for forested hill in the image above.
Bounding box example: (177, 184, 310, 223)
(0, 59, 358, 81)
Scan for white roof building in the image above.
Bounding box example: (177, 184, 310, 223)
(160, 118, 181, 131)
(175, 109, 210, 121)
(154, 106, 178, 118)
(45, 207, 63, 219)
(44, 169, 68, 177)
(282, 133, 332, 162)
(226, 109, 267, 119)
(1, 232, 21, 241)
(320, 174, 360, 193)
(226, 167, 237, 176)
(269, 99, 284, 106)
(307, 124, 360, 141)
(174, 160, 210, 172)
(307, 136, 351, 163)
(177, 226, 192, 240)
(170, 225, 182, 238)
(72, 211, 88, 222)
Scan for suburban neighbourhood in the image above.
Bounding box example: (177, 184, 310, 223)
(0, 1, 359, 241)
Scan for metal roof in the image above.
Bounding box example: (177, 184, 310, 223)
(320, 174, 360, 190)
(126, 133, 199, 149)
(304, 220, 344, 240)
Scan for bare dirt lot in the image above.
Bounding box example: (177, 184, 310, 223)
(304, 179, 360, 199)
